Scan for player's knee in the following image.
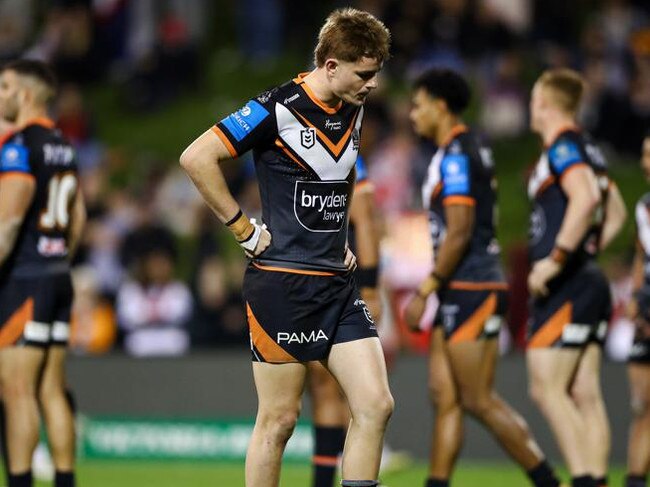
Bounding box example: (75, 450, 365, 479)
(631, 395, 650, 419)
(257, 408, 301, 445)
(428, 378, 456, 412)
(351, 390, 394, 428)
(459, 391, 491, 419)
(528, 380, 549, 410)
(1, 375, 36, 403)
(570, 380, 600, 408)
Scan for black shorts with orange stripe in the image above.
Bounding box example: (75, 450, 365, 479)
(434, 284, 508, 343)
(528, 262, 611, 349)
(0, 272, 72, 348)
(243, 263, 377, 363)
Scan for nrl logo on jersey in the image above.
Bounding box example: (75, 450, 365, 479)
(300, 128, 316, 149)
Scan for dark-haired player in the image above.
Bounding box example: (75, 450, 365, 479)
(180, 9, 393, 487)
(405, 68, 560, 487)
(526, 68, 626, 487)
(0, 59, 86, 487)
(625, 133, 650, 487)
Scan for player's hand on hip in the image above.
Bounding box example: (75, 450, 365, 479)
(344, 246, 357, 271)
(404, 294, 426, 332)
(239, 219, 272, 258)
(527, 257, 561, 298)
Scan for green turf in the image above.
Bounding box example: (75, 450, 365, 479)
(11, 461, 626, 486)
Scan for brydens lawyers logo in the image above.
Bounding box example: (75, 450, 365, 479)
(300, 128, 316, 149)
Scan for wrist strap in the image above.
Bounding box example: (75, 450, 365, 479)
(356, 266, 379, 288)
(550, 245, 572, 266)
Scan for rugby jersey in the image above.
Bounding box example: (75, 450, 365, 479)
(421, 125, 504, 284)
(527, 127, 610, 268)
(0, 118, 78, 279)
(213, 73, 363, 272)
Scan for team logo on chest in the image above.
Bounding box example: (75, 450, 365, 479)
(300, 128, 316, 149)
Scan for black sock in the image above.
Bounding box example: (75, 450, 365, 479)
(340, 482, 378, 487)
(527, 460, 560, 487)
(8, 471, 32, 487)
(312, 426, 345, 487)
(426, 478, 449, 487)
(55, 471, 75, 487)
(594, 475, 608, 487)
(572, 476, 597, 487)
(625, 475, 647, 487)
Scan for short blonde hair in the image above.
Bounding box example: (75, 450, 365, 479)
(537, 68, 586, 114)
(314, 8, 391, 67)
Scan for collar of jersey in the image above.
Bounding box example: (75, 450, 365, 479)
(546, 123, 580, 148)
(293, 72, 343, 115)
(20, 117, 56, 130)
(441, 123, 469, 147)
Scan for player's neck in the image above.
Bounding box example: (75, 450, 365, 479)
(302, 69, 342, 108)
(542, 114, 578, 146)
(16, 105, 49, 129)
(435, 114, 462, 146)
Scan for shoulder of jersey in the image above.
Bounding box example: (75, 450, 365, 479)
(256, 82, 301, 108)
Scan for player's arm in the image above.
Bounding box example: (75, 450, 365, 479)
(67, 186, 87, 260)
(180, 129, 270, 256)
(0, 174, 36, 265)
(599, 181, 627, 251)
(420, 204, 474, 296)
(629, 239, 645, 320)
(528, 165, 601, 296)
(349, 183, 381, 319)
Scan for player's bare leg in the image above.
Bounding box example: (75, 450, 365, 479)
(528, 348, 591, 476)
(39, 346, 75, 476)
(325, 337, 393, 482)
(448, 338, 545, 470)
(627, 363, 650, 486)
(246, 362, 307, 487)
(570, 343, 610, 484)
(0, 346, 46, 475)
(309, 361, 348, 428)
(427, 327, 463, 481)
(308, 361, 348, 487)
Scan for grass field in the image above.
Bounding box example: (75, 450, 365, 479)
(7, 461, 626, 486)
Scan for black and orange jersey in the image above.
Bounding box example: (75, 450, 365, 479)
(213, 73, 363, 272)
(421, 125, 504, 284)
(527, 127, 610, 267)
(0, 118, 78, 279)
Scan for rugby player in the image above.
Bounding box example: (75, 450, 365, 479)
(0, 60, 86, 487)
(180, 9, 393, 487)
(307, 155, 381, 487)
(405, 68, 561, 487)
(626, 133, 650, 487)
(526, 68, 626, 487)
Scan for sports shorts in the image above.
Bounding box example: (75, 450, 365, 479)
(243, 263, 377, 363)
(434, 286, 507, 343)
(0, 272, 73, 348)
(528, 261, 611, 349)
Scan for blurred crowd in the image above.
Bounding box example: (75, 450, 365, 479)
(0, 0, 648, 358)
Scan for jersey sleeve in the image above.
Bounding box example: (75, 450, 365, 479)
(212, 95, 276, 158)
(548, 137, 585, 176)
(441, 153, 475, 206)
(355, 155, 368, 183)
(0, 139, 32, 175)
